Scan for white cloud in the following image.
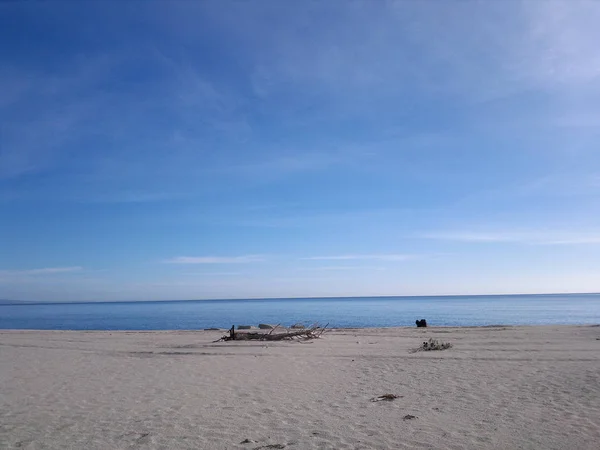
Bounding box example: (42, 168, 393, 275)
(302, 254, 415, 261)
(421, 232, 519, 243)
(164, 255, 266, 264)
(298, 266, 386, 271)
(0, 266, 83, 276)
(541, 237, 600, 245)
(421, 231, 600, 245)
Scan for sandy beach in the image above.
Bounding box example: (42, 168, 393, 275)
(1, 325, 599, 449)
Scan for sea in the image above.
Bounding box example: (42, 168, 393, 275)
(1, 293, 599, 330)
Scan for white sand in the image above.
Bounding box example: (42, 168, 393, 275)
(1, 325, 599, 449)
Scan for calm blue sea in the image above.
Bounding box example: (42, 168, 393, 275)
(1, 294, 600, 330)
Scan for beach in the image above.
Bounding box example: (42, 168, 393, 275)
(1, 325, 599, 449)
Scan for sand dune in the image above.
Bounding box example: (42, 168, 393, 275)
(1, 326, 599, 449)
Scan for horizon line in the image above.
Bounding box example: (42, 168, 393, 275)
(2, 291, 599, 305)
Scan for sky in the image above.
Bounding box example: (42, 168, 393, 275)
(1, 0, 600, 301)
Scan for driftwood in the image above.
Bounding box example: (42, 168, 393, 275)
(410, 337, 453, 353)
(217, 323, 328, 342)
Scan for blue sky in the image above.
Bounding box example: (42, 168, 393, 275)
(1, 1, 600, 301)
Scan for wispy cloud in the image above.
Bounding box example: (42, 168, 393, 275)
(421, 231, 600, 245)
(446, 172, 600, 213)
(0, 267, 83, 276)
(232, 1, 600, 105)
(521, 0, 600, 86)
(0, 55, 117, 180)
(298, 266, 387, 271)
(228, 153, 345, 176)
(164, 255, 266, 264)
(77, 191, 187, 204)
(301, 254, 415, 261)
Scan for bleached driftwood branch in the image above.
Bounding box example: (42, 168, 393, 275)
(217, 323, 328, 342)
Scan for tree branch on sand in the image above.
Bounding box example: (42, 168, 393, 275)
(216, 323, 329, 342)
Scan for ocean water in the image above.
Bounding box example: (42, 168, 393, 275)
(1, 294, 599, 330)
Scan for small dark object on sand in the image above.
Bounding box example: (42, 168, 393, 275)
(403, 414, 417, 420)
(370, 394, 400, 402)
(416, 319, 427, 327)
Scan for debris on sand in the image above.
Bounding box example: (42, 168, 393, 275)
(370, 394, 401, 402)
(410, 338, 452, 353)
